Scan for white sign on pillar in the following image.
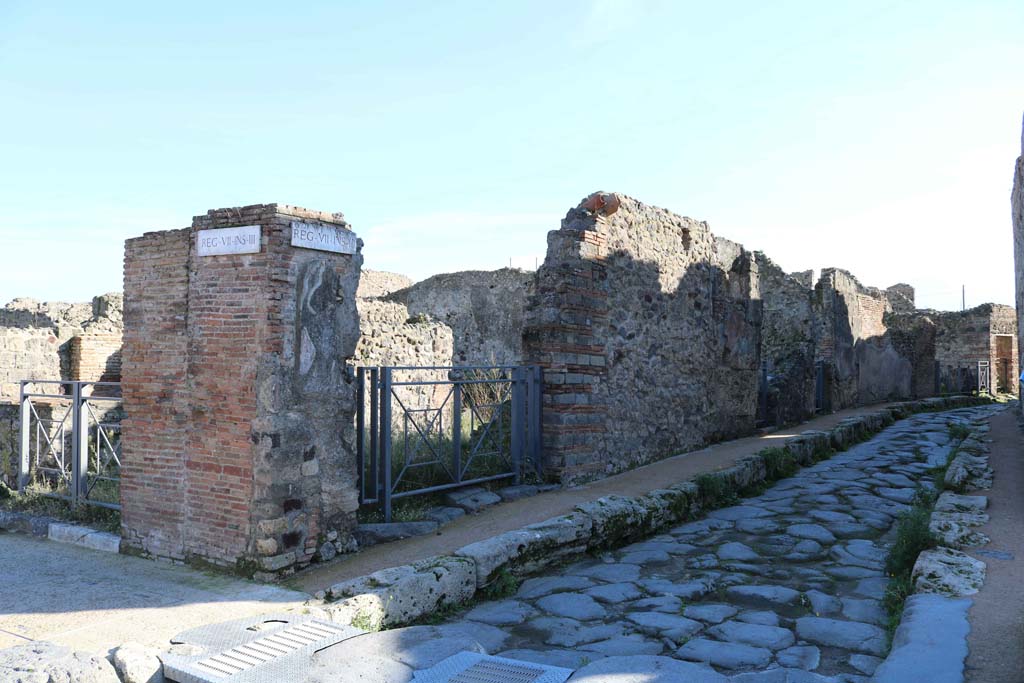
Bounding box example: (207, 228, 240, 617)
(290, 221, 357, 254)
(195, 225, 262, 256)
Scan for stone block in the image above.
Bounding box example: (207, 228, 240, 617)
(912, 547, 986, 597)
(575, 495, 646, 549)
(353, 521, 438, 547)
(0, 641, 120, 682)
(324, 555, 475, 629)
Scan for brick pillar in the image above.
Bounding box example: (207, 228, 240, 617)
(121, 204, 362, 576)
(523, 203, 611, 485)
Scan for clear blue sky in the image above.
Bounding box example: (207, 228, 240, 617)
(1, 1, 1021, 310)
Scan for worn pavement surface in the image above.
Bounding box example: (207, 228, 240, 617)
(0, 533, 309, 655)
(964, 408, 1024, 683)
(294, 403, 902, 593)
(410, 404, 1004, 681)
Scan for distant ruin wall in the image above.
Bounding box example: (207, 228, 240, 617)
(0, 295, 123, 401)
(388, 269, 532, 366)
(524, 194, 760, 484)
(815, 268, 915, 409)
(755, 253, 816, 424)
(356, 270, 413, 300)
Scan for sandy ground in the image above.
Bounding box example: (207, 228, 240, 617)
(0, 533, 308, 655)
(964, 408, 1024, 682)
(292, 402, 899, 593)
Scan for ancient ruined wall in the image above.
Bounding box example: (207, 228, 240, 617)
(0, 295, 123, 401)
(356, 270, 413, 299)
(990, 304, 1018, 393)
(524, 193, 760, 484)
(388, 269, 533, 366)
(885, 313, 937, 398)
(931, 306, 995, 392)
(815, 269, 913, 408)
(121, 204, 362, 574)
(886, 284, 916, 314)
(1013, 116, 1024, 405)
(754, 252, 816, 424)
(70, 332, 123, 384)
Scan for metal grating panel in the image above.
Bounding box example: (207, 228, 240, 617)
(413, 652, 573, 683)
(161, 613, 363, 683)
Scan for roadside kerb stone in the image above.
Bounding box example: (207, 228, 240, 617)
(47, 522, 121, 553)
(324, 555, 475, 629)
(871, 594, 972, 683)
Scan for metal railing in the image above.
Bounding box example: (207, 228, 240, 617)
(18, 380, 122, 510)
(356, 365, 542, 522)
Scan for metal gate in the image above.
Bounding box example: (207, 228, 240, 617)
(18, 380, 123, 509)
(356, 365, 542, 522)
(977, 360, 990, 394)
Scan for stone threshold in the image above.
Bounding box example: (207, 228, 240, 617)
(311, 395, 992, 631)
(0, 509, 121, 553)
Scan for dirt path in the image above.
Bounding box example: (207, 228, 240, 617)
(964, 408, 1024, 682)
(293, 403, 899, 593)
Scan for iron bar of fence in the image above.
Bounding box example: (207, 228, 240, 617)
(381, 367, 393, 523)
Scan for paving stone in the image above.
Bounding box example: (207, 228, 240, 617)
(578, 634, 664, 657)
(464, 599, 536, 626)
(517, 575, 596, 599)
(621, 550, 671, 564)
(536, 593, 607, 620)
(707, 620, 795, 650)
(718, 542, 761, 562)
(776, 645, 821, 670)
(709, 506, 776, 521)
(725, 585, 802, 607)
(736, 518, 782, 534)
(794, 617, 887, 656)
(848, 653, 882, 675)
(626, 612, 703, 641)
(568, 655, 728, 682)
(823, 565, 883, 580)
(805, 590, 841, 617)
(354, 521, 439, 546)
(808, 510, 856, 524)
(735, 610, 780, 626)
(851, 577, 889, 599)
(423, 506, 465, 525)
(684, 604, 739, 624)
(676, 637, 773, 669)
(585, 582, 643, 604)
(840, 598, 886, 626)
(499, 648, 596, 669)
(729, 668, 836, 682)
(575, 563, 642, 583)
(689, 553, 722, 569)
(529, 617, 624, 648)
(640, 578, 712, 600)
(786, 524, 836, 544)
(876, 487, 917, 504)
(444, 487, 502, 512)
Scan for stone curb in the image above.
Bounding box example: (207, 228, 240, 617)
(316, 395, 992, 630)
(870, 407, 996, 682)
(0, 510, 121, 553)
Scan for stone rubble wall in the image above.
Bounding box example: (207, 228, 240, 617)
(754, 252, 816, 425)
(922, 304, 1019, 394)
(0, 293, 123, 402)
(523, 194, 761, 484)
(387, 268, 533, 366)
(814, 268, 915, 410)
(356, 269, 413, 299)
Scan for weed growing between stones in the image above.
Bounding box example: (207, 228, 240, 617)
(762, 447, 799, 480)
(947, 422, 971, 441)
(480, 568, 519, 601)
(694, 473, 738, 509)
(0, 480, 120, 533)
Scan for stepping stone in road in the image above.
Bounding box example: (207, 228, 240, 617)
(706, 620, 795, 650)
(794, 617, 887, 656)
(776, 645, 821, 670)
(536, 593, 607, 620)
(725, 584, 802, 607)
(677, 637, 773, 669)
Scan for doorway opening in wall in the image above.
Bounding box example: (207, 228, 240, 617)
(355, 365, 543, 523)
(995, 335, 1014, 393)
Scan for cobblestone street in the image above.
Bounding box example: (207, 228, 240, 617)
(428, 404, 1006, 681)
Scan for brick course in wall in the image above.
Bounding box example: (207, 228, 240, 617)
(121, 204, 362, 573)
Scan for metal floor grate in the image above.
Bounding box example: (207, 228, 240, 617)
(414, 652, 573, 683)
(161, 613, 363, 683)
